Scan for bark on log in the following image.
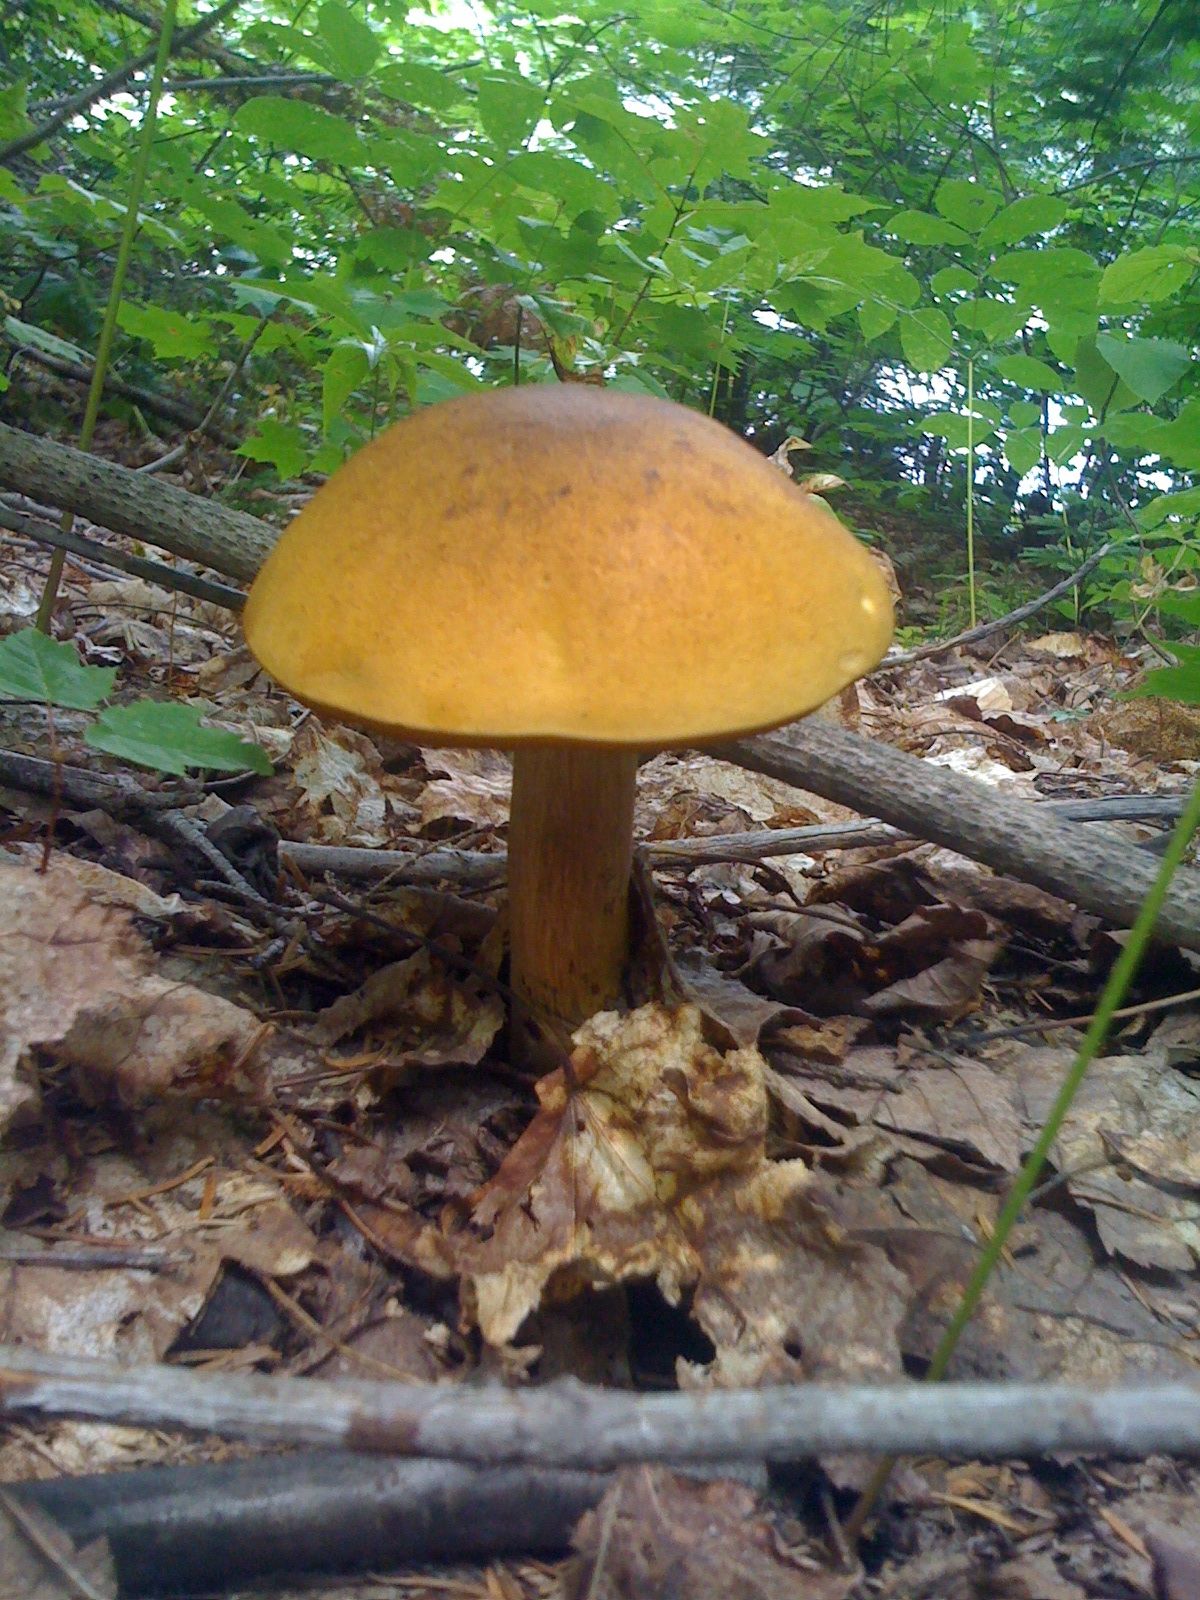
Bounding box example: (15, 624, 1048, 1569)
(10, 1452, 607, 1595)
(719, 724, 1200, 951)
(0, 421, 275, 581)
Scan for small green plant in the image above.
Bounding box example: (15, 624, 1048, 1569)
(0, 628, 271, 776)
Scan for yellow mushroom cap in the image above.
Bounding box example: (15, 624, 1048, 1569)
(242, 385, 893, 747)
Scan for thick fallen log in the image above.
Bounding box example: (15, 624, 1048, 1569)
(0, 421, 274, 582)
(717, 723, 1200, 952)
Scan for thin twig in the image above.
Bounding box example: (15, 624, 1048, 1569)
(879, 541, 1115, 668)
(0, 502, 247, 610)
(0, 0, 243, 164)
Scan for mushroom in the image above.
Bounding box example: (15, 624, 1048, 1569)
(242, 385, 893, 1046)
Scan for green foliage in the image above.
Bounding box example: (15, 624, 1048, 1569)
(86, 701, 272, 775)
(0, 629, 269, 776)
(1, 0, 1197, 531)
(0, 629, 114, 709)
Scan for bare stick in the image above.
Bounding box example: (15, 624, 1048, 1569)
(0, 504, 247, 610)
(282, 840, 506, 887)
(719, 723, 1200, 952)
(2, 1345, 1200, 1464)
(879, 541, 1114, 668)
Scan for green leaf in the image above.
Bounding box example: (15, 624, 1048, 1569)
(233, 97, 363, 166)
(237, 419, 309, 480)
(322, 344, 369, 431)
(1139, 488, 1200, 529)
(900, 308, 953, 372)
(884, 211, 972, 247)
(178, 184, 292, 271)
(86, 703, 272, 776)
(3, 315, 90, 365)
(977, 194, 1068, 252)
(920, 406, 998, 447)
(1069, 338, 1138, 414)
(117, 301, 216, 360)
(1009, 401, 1042, 428)
(1150, 399, 1200, 469)
(1094, 333, 1190, 406)
(1100, 245, 1196, 305)
(0, 80, 30, 142)
(317, 1, 380, 79)
(858, 298, 896, 340)
(994, 354, 1062, 391)
(1129, 644, 1200, 707)
(1156, 590, 1200, 627)
(506, 151, 617, 218)
(931, 266, 976, 295)
(0, 629, 114, 710)
(1045, 423, 1086, 465)
(376, 62, 465, 113)
(476, 72, 546, 148)
(1003, 425, 1043, 477)
(953, 298, 1026, 341)
(933, 180, 1001, 233)
(989, 248, 1098, 301)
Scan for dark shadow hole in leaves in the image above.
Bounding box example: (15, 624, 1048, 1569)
(627, 1280, 716, 1386)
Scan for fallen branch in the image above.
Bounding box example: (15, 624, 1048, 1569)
(10, 1451, 608, 1594)
(879, 540, 1116, 668)
(2, 1345, 1200, 1465)
(718, 723, 1200, 952)
(2, 425, 1195, 951)
(4, 341, 238, 444)
(0, 422, 275, 582)
(280, 793, 1183, 882)
(283, 840, 506, 887)
(0, 503, 248, 610)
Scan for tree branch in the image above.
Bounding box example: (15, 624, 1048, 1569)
(0, 422, 275, 582)
(2, 1344, 1200, 1465)
(4, 341, 238, 443)
(879, 541, 1115, 667)
(0, 0, 243, 165)
(718, 722, 1200, 952)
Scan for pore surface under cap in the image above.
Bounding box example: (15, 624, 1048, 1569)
(242, 385, 893, 746)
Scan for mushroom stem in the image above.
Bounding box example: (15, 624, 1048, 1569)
(508, 745, 639, 1039)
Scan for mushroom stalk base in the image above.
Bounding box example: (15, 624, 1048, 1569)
(508, 745, 639, 1046)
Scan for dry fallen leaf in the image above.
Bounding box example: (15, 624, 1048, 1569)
(436, 1005, 908, 1395)
(418, 747, 513, 830)
(568, 1466, 851, 1600)
(0, 856, 264, 1122)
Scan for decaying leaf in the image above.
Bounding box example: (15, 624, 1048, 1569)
(289, 721, 396, 844)
(418, 747, 513, 830)
(434, 1004, 907, 1392)
(568, 1466, 851, 1600)
(1011, 1041, 1200, 1272)
(315, 947, 504, 1068)
(0, 856, 264, 1124)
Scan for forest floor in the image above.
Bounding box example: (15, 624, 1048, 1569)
(2, 436, 1200, 1597)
